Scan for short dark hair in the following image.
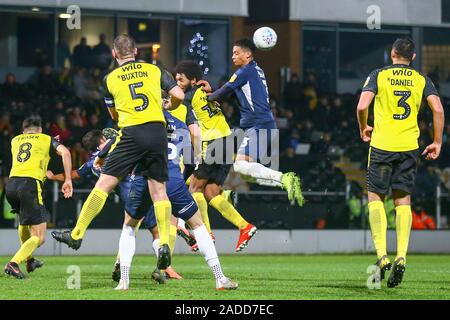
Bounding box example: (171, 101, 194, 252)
(161, 90, 170, 100)
(175, 60, 203, 81)
(392, 38, 415, 61)
(234, 38, 256, 54)
(22, 115, 42, 130)
(113, 34, 136, 57)
(82, 129, 103, 152)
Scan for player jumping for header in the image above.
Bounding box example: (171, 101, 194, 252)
(201, 39, 304, 206)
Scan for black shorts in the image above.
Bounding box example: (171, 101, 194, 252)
(102, 122, 168, 182)
(193, 136, 233, 185)
(367, 147, 419, 195)
(5, 177, 49, 225)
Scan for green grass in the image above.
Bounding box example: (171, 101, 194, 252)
(1, 254, 450, 300)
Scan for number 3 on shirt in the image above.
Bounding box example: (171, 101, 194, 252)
(129, 82, 149, 112)
(393, 90, 411, 120)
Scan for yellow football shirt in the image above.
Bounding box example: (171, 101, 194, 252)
(9, 133, 58, 182)
(362, 64, 438, 152)
(103, 61, 177, 128)
(169, 103, 188, 124)
(183, 86, 231, 141)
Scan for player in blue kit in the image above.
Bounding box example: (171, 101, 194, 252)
(55, 109, 236, 291)
(203, 39, 304, 206)
(108, 110, 237, 290)
(47, 129, 187, 281)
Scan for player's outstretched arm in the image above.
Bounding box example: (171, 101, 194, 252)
(46, 169, 81, 182)
(56, 144, 73, 198)
(207, 84, 234, 102)
(422, 94, 445, 160)
(356, 91, 375, 142)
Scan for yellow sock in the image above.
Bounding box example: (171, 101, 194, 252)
(209, 194, 248, 230)
(169, 224, 177, 255)
(11, 236, 40, 264)
(154, 200, 171, 246)
(396, 205, 412, 261)
(18, 225, 32, 261)
(368, 201, 387, 259)
(71, 187, 108, 240)
(192, 192, 211, 233)
(18, 225, 31, 244)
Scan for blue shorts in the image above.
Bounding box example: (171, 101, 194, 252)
(121, 175, 198, 230)
(237, 121, 278, 163)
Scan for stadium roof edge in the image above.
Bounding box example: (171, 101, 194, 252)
(289, 0, 447, 27)
(0, 0, 249, 17)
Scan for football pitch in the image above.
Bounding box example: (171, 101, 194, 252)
(1, 254, 450, 300)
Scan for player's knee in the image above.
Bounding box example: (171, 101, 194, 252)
(38, 236, 45, 246)
(149, 188, 167, 202)
(204, 186, 220, 202)
(189, 184, 203, 193)
(95, 175, 117, 194)
(187, 213, 203, 229)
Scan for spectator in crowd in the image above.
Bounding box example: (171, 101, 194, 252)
(0, 113, 13, 136)
(280, 147, 298, 174)
(412, 204, 436, 230)
(73, 37, 91, 69)
(58, 67, 74, 95)
(36, 65, 59, 96)
(414, 162, 440, 200)
(85, 113, 100, 133)
(283, 73, 303, 108)
(438, 134, 450, 169)
(57, 40, 72, 70)
(92, 34, 112, 74)
(1, 73, 21, 101)
(50, 114, 72, 145)
(68, 106, 88, 140)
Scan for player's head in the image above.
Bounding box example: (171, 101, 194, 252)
(162, 90, 172, 109)
(233, 38, 256, 67)
(175, 60, 203, 92)
(391, 38, 416, 63)
(112, 34, 137, 61)
(82, 129, 106, 152)
(22, 115, 42, 133)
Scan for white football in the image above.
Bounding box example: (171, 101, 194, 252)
(253, 27, 277, 51)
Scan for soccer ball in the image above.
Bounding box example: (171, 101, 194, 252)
(253, 27, 277, 51)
